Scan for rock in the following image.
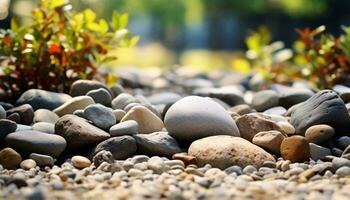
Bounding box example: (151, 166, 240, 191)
(92, 150, 114, 167)
(243, 165, 257, 174)
(32, 122, 55, 134)
(188, 135, 275, 169)
(235, 113, 284, 142)
(147, 92, 182, 105)
(193, 87, 245, 106)
(109, 120, 138, 136)
(69, 80, 110, 97)
(165, 96, 240, 142)
(147, 156, 166, 174)
(133, 132, 181, 157)
(0, 105, 5, 119)
(333, 84, 350, 103)
(110, 84, 125, 97)
(277, 87, 314, 108)
(337, 136, 350, 150)
(251, 90, 280, 112)
(55, 115, 110, 150)
(121, 106, 164, 134)
(229, 104, 253, 115)
(84, 104, 116, 130)
(53, 96, 95, 117)
(252, 130, 285, 154)
(341, 145, 350, 159)
(6, 104, 34, 125)
(86, 88, 112, 107)
(0, 119, 17, 141)
(7, 113, 20, 123)
(0, 147, 22, 169)
(20, 159, 36, 170)
(33, 109, 59, 124)
(113, 109, 126, 122)
(71, 155, 91, 169)
(5, 130, 66, 157)
(73, 109, 85, 118)
(263, 106, 287, 116)
(332, 157, 350, 171)
(111, 93, 139, 110)
(309, 143, 331, 161)
(305, 125, 335, 144)
(290, 90, 350, 134)
(172, 153, 196, 166)
(280, 136, 310, 162)
(335, 166, 350, 177)
(16, 89, 71, 110)
(277, 121, 295, 135)
(92, 136, 136, 160)
(29, 153, 55, 167)
(16, 124, 31, 132)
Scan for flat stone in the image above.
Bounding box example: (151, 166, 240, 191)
(111, 93, 139, 110)
(109, 120, 138, 136)
(16, 89, 72, 110)
(33, 109, 59, 124)
(235, 113, 284, 142)
(5, 130, 66, 157)
(147, 92, 182, 105)
(92, 136, 136, 160)
(280, 136, 310, 162)
(29, 153, 54, 166)
(121, 106, 164, 134)
(193, 86, 245, 106)
(84, 104, 116, 130)
(86, 88, 112, 107)
(252, 130, 285, 154)
(0, 147, 22, 169)
(188, 135, 275, 169)
(305, 125, 335, 144)
(71, 155, 91, 169)
(53, 96, 95, 117)
(309, 143, 331, 161)
(229, 104, 253, 115)
(165, 96, 240, 142)
(290, 90, 350, 134)
(6, 104, 34, 125)
(0, 119, 17, 141)
(32, 122, 55, 134)
(54, 114, 110, 150)
(69, 80, 110, 97)
(251, 90, 280, 112)
(20, 159, 36, 170)
(277, 87, 314, 108)
(133, 131, 181, 157)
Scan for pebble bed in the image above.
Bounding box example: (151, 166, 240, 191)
(1, 68, 350, 199)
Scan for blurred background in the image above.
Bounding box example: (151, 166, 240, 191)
(1, 0, 350, 71)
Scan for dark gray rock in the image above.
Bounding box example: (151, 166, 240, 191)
(309, 143, 331, 161)
(251, 90, 279, 112)
(55, 114, 110, 150)
(133, 132, 181, 157)
(164, 96, 240, 142)
(290, 90, 350, 135)
(92, 136, 136, 160)
(84, 104, 116, 130)
(92, 150, 114, 167)
(6, 104, 34, 125)
(33, 109, 59, 124)
(0, 105, 5, 119)
(276, 86, 314, 108)
(337, 136, 350, 150)
(29, 153, 55, 166)
(86, 88, 112, 107)
(7, 113, 20, 123)
(333, 84, 350, 103)
(16, 89, 72, 110)
(0, 119, 17, 142)
(5, 130, 66, 157)
(109, 120, 138, 136)
(69, 80, 110, 97)
(193, 87, 244, 106)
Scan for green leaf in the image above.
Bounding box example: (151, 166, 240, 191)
(119, 14, 128, 29)
(84, 9, 96, 23)
(98, 19, 109, 34)
(129, 35, 140, 47)
(111, 11, 120, 30)
(11, 18, 19, 33)
(50, 0, 66, 8)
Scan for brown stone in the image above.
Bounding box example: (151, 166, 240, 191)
(172, 153, 197, 166)
(0, 148, 22, 169)
(280, 136, 310, 162)
(305, 124, 335, 144)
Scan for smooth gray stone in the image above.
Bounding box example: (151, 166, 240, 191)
(55, 114, 110, 150)
(251, 90, 279, 112)
(33, 109, 59, 124)
(69, 80, 111, 97)
(0, 119, 17, 141)
(0, 105, 5, 119)
(16, 89, 71, 110)
(164, 96, 240, 142)
(193, 87, 244, 106)
(92, 136, 136, 160)
(309, 143, 331, 161)
(109, 120, 138, 136)
(133, 132, 181, 157)
(29, 153, 55, 166)
(5, 130, 66, 157)
(290, 90, 350, 134)
(32, 122, 55, 134)
(84, 104, 116, 130)
(147, 92, 182, 105)
(111, 93, 139, 110)
(332, 157, 350, 171)
(86, 88, 112, 107)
